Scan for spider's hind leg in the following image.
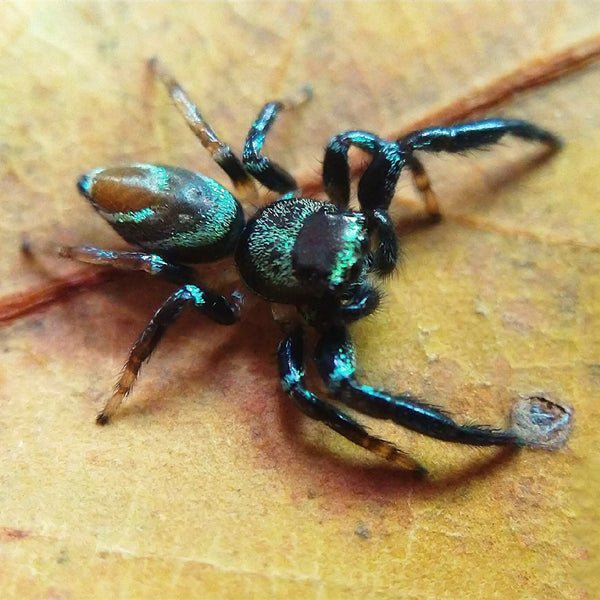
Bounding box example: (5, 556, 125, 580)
(149, 58, 257, 202)
(97, 284, 241, 425)
(278, 326, 425, 473)
(314, 324, 521, 447)
(58, 245, 196, 284)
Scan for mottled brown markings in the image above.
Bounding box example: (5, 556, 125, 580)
(0, 527, 31, 541)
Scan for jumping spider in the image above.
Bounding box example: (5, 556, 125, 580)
(58, 59, 561, 474)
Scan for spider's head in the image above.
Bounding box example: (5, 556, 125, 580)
(292, 209, 369, 298)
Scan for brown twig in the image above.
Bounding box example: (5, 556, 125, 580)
(391, 34, 600, 135)
(0, 269, 117, 324)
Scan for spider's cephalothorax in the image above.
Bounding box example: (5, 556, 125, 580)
(59, 59, 561, 473)
(235, 198, 376, 319)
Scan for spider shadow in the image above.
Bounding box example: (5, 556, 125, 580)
(85, 274, 520, 498)
(160, 304, 524, 499)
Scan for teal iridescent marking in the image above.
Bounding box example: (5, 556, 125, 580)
(174, 178, 237, 246)
(154, 166, 171, 192)
(248, 200, 326, 289)
(254, 132, 267, 151)
(350, 132, 378, 152)
(131, 163, 171, 193)
(147, 255, 168, 274)
(281, 364, 304, 392)
(142, 176, 240, 250)
(77, 167, 105, 198)
(329, 216, 367, 287)
(281, 373, 295, 393)
(182, 285, 205, 306)
(328, 346, 356, 387)
(112, 206, 155, 224)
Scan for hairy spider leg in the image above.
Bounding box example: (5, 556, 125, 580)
(148, 57, 258, 202)
(242, 85, 313, 193)
(323, 131, 404, 275)
(314, 325, 521, 447)
(391, 118, 562, 222)
(398, 118, 561, 155)
(96, 284, 241, 425)
(58, 246, 196, 284)
(278, 327, 426, 473)
(322, 130, 380, 209)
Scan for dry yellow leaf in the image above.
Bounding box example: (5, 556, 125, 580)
(1, 2, 598, 599)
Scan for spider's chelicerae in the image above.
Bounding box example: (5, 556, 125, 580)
(59, 59, 563, 474)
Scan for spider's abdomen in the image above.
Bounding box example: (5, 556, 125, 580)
(77, 164, 244, 263)
(235, 197, 368, 304)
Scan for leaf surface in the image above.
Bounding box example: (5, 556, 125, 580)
(0, 2, 598, 598)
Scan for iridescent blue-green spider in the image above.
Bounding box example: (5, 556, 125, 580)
(60, 59, 561, 473)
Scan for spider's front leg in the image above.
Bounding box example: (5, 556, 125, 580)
(396, 118, 561, 217)
(97, 284, 241, 425)
(322, 119, 560, 277)
(399, 118, 561, 155)
(277, 326, 425, 473)
(322, 131, 405, 276)
(314, 324, 521, 448)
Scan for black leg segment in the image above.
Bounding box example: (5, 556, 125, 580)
(314, 325, 521, 447)
(149, 58, 257, 201)
(242, 86, 312, 194)
(337, 283, 382, 322)
(323, 131, 404, 275)
(399, 118, 561, 155)
(323, 130, 382, 209)
(367, 208, 400, 276)
(278, 327, 425, 472)
(299, 283, 381, 327)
